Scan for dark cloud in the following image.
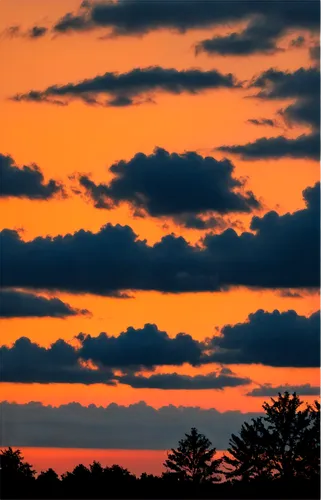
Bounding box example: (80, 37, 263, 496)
(277, 290, 303, 298)
(309, 44, 320, 62)
(290, 35, 306, 48)
(0, 290, 90, 318)
(220, 66, 320, 160)
(206, 310, 320, 368)
(12, 67, 240, 107)
(2, 25, 48, 39)
(50, 0, 319, 38)
(246, 383, 320, 397)
(77, 324, 202, 370)
(118, 369, 251, 390)
(195, 17, 284, 57)
(0, 401, 262, 449)
(0, 153, 64, 199)
(79, 148, 260, 228)
(247, 118, 277, 127)
(0, 337, 114, 385)
(0, 183, 320, 293)
(250, 67, 320, 130)
(217, 132, 320, 160)
(28, 26, 48, 38)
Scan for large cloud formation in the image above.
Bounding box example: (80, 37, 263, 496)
(0, 401, 262, 449)
(0, 290, 89, 318)
(207, 310, 320, 367)
(218, 67, 320, 160)
(26, 0, 321, 55)
(79, 148, 260, 229)
(0, 183, 320, 294)
(0, 153, 64, 199)
(12, 67, 240, 107)
(0, 309, 320, 385)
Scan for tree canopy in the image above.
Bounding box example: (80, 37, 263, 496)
(163, 427, 223, 483)
(222, 392, 320, 482)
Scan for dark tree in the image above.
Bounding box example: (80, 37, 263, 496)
(222, 392, 320, 482)
(37, 468, 60, 484)
(163, 427, 223, 483)
(0, 448, 35, 479)
(0, 448, 36, 498)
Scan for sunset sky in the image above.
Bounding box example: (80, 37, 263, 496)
(0, 0, 320, 476)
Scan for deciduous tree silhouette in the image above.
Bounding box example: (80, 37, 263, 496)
(222, 392, 320, 482)
(163, 427, 223, 483)
(0, 447, 35, 480)
(0, 448, 36, 498)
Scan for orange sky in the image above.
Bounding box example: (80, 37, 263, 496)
(0, 0, 320, 438)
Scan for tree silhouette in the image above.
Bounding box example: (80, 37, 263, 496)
(0, 448, 36, 498)
(163, 427, 223, 483)
(222, 392, 320, 482)
(0, 447, 35, 480)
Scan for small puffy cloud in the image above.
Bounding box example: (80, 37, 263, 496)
(2, 25, 48, 39)
(117, 369, 251, 390)
(247, 118, 277, 127)
(246, 383, 320, 397)
(28, 26, 48, 38)
(79, 148, 260, 229)
(12, 67, 240, 107)
(0, 400, 263, 449)
(0, 153, 64, 200)
(77, 324, 202, 370)
(206, 310, 320, 367)
(290, 35, 306, 48)
(0, 290, 90, 318)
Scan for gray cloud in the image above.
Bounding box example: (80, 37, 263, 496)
(79, 148, 260, 229)
(0, 153, 64, 200)
(207, 310, 320, 368)
(12, 67, 240, 107)
(0, 183, 320, 294)
(246, 383, 320, 397)
(117, 369, 251, 390)
(0, 290, 90, 318)
(0, 401, 262, 449)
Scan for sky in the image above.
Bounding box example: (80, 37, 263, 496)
(0, 0, 320, 476)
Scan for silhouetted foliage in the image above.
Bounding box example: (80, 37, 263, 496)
(0, 447, 36, 498)
(222, 392, 320, 482)
(164, 427, 223, 483)
(0, 393, 320, 499)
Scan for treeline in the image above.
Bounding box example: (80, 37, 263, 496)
(0, 393, 320, 499)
